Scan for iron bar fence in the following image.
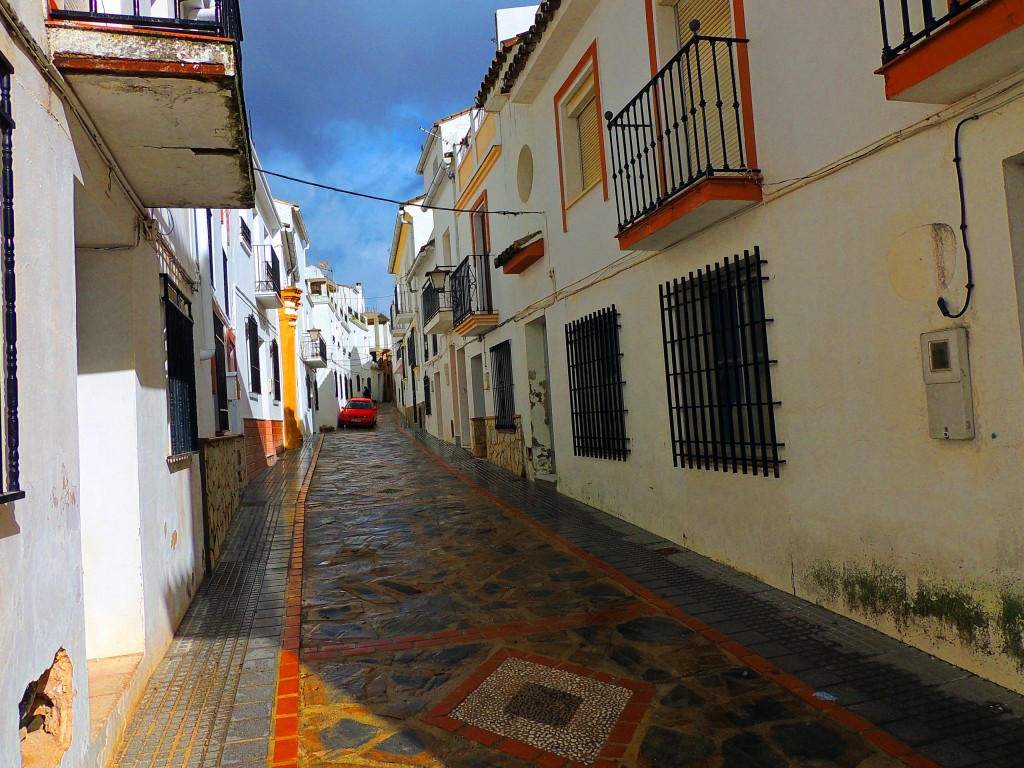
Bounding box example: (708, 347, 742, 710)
(52, 0, 242, 39)
(565, 306, 628, 461)
(451, 254, 493, 327)
(421, 279, 451, 323)
(301, 333, 327, 364)
(254, 246, 281, 295)
(878, 0, 983, 63)
(658, 247, 783, 477)
(605, 21, 752, 232)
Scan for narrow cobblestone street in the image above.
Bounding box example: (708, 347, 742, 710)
(111, 407, 1024, 768)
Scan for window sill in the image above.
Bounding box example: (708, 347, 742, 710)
(564, 177, 601, 214)
(167, 452, 196, 465)
(0, 489, 25, 504)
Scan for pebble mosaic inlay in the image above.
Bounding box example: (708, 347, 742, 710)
(451, 656, 632, 763)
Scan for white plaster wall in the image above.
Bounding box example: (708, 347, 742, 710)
(451, 0, 1024, 687)
(0, 30, 90, 765)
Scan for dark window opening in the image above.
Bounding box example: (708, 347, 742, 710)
(246, 315, 261, 394)
(659, 247, 783, 477)
(432, 334, 438, 357)
(490, 341, 515, 431)
(270, 339, 281, 402)
(565, 305, 628, 461)
(164, 277, 199, 456)
(424, 376, 432, 416)
(214, 317, 229, 434)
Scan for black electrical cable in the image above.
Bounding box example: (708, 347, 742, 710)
(254, 166, 543, 217)
(938, 113, 979, 319)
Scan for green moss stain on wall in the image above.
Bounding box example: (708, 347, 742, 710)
(804, 559, 1024, 671)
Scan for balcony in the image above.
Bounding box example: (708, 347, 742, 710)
(47, 0, 253, 208)
(253, 246, 282, 309)
(876, 0, 1024, 103)
(301, 332, 327, 369)
(451, 255, 498, 337)
(422, 278, 453, 335)
(605, 25, 761, 252)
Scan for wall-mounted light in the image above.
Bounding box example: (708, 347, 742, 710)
(426, 266, 451, 292)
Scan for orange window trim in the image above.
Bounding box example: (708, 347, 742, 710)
(553, 40, 609, 233)
(731, 0, 758, 170)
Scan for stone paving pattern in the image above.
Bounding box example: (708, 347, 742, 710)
(289, 416, 925, 767)
(107, 406, 1024, 768)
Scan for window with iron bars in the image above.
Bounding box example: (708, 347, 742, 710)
(565, 306, 628, 461)
(306, 372, 313, 409)
(214, 316, 229, 434)
(246, 315, 261, 394)
(164, 276, 199, 456)
(423, 376, 432, 416)
(0, 55, 21, 500)
(270, 339, 281, 402)
(659, 247, 783, 477)
(489, 341, 516, 431)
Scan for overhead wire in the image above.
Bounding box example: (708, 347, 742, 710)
(254, 166, 545, 217)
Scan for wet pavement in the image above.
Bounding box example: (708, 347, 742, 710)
(281, 414, 926, 768)
(108, 406, 1024, 768)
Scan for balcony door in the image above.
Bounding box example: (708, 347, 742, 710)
(672, 0, 743, 173)
(471, 206, 492, 312)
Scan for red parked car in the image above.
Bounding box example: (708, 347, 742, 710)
(339, 398, 377, 428)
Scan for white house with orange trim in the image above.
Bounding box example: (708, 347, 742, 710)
(392, 0, 1024, 692)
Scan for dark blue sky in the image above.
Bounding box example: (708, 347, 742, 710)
(241, 1, 518, 308)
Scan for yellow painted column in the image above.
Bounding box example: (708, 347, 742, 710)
(278, 287, 304, 449)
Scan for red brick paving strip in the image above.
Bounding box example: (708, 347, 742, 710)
(270, 434, 323, 768)
(396, 417, 943, 768)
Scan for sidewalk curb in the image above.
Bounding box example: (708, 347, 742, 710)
(270, 433, 323, 768)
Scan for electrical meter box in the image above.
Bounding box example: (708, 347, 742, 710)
(920, 328, 974, 440)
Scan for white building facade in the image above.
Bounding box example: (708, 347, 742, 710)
(392, 0, 1024, 692)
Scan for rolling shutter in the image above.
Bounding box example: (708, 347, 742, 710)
(675, 0, 732, 42)
(577, 93, 601, 190)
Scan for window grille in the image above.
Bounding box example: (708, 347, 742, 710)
(214, 317, 229, 433)
(432, 334, 438, 357)
(306, 373, 313, 409)
(0, 56, 20, 500)
(565, 306, 628, 460)
(489, 341, 515, 431)
(424, 376, 432, 416)
(246, 315, 261, 394)
(240, 218, 251, 249)
(163, 277, 198, 456)
(659, 247, 782, 477)
(270, 339, 281, 402)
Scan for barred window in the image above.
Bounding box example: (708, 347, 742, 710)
(659, 247, 782, 477)
(0, 56, 21, 500)
(164, 277, 199, 456)
(246, 315, 261, 395)
(424, 376, 432, 416)
(270, 339, 281, 402)
(489, 341, 515, 431)
(565, 306, 628, 460)
(214, 316, 229, 434)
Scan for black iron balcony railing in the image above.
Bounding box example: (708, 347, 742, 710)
(255, 254, 281, 296)
(878, 0, 984, 63)
(51, 0, 242, 40)
(301, 333, 327, 364)
(451, 255, 493, 327)
(605, 22, 753, 233)
(422, 280, 452, 323)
